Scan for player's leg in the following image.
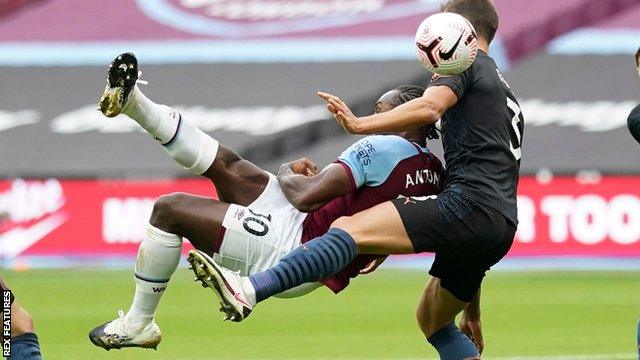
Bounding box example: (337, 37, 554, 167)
(202, 145, 269, 206)
(412, 204, 515, 359)
(99, 53, 268, 206)
(246, 201, 413, 303)
(190, 201, 415, 321)
(415, 276, 479, 360)
(0, 277, 42, 360)
(89, 193, 230, 350)
(125, 193, 230, 324)
(10, 302, 43, 360)
(10, 302, 34, 337)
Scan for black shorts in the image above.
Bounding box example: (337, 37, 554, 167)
(392, 192, 516, 302)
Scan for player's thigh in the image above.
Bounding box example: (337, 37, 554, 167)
(332, 201, 414, 255)
(151, 192, 230, 255)
(416, 276, 468, 338)
(203, 145, 269, 206)
(217, 202, 307, 275)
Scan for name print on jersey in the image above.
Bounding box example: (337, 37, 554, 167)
(406, 169, 440, 189)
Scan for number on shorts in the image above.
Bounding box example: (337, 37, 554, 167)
(243, 209, 272, 237)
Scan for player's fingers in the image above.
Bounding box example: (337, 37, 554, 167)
(305, 162, 318, 176)
(308, 162, 318, 174)
(359, 260, 377, 274)
(317, 91, 330, 100)
(339, 112, 356, 132)
(318, 91, 339, 103)
(336, 112, 350, 131)
(333, 114, 347, 131)
(327, 103, 338, 114)
(333, 97, 349, 111)
(328, 98, 345, 113)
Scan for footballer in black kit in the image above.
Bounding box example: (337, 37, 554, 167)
(393, 49, 524, 302)
(628, 46, 640, 144)
(629, 104, 640, 144)
(203, 1, 523, 358)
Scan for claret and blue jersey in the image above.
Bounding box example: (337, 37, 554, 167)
(338, 135, 443, 193)
(300, 134, 445, 293)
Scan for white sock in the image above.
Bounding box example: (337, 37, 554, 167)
(123, 87, 219, 175)
(241, 278, 257, 307)
(126, 224, 182, 327)
(123, 86, 179, 144)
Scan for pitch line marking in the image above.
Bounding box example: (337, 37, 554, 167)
(170, 353, 637, 360)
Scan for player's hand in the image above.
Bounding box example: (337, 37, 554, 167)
(318, 92, 362, 134)
(290, 158, 318, 177)
(359, 256, 388, 274)
(459, 314, 484, 354)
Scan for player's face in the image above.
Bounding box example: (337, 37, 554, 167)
(374, 90, 398, 114)
(374, 90, 421, 141)
(373, 91, 404, 136)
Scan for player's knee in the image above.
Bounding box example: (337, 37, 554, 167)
(208, 145, 241, 173)
(150, 192, 188, 232)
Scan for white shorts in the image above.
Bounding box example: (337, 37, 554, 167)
(214, 173, 307, 276)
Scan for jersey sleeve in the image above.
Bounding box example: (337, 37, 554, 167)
(427, 65, 473, 100)
(337, 135, 420, 189)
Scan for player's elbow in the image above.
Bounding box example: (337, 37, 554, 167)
(419, 109, 441, 127)
(412, 98, 443, 126)
(422, 102, 445, 124)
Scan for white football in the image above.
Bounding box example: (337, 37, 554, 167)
(415, 12, 478, 76)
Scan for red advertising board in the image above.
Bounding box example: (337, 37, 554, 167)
(514, 176, 640, 256)
(0, 176, 638, 260)
(0, 179, 214, 258)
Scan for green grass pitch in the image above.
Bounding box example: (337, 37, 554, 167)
(4, 268, 639, 359)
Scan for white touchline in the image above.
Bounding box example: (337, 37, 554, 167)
(176, 354, 638, 360)
(327, 354, 637, 360)
(485, 353, 636, 360)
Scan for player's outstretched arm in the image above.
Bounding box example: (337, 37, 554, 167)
(318, 86, 457, 134)
(277, 159, 352, 212)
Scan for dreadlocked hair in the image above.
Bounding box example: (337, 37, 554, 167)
(391, 85, 440, 141)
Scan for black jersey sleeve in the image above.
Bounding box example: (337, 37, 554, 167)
(426, 67, 473, 100)
(628, 103, 640, 144)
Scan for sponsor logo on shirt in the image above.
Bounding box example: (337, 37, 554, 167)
(353, 139, 376, 166)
